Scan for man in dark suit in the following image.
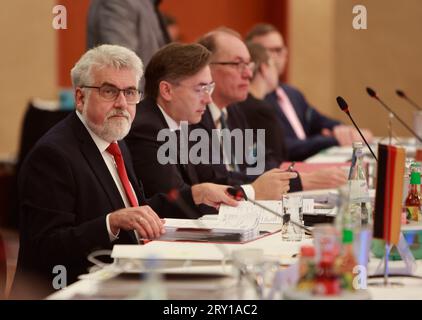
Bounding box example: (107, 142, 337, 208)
(245, 24, 373, 161)
(195, 29, 302, 192)
(14, 44, 237, 295)
(126, 43, 296, 214)
(197, 28, 348, 192)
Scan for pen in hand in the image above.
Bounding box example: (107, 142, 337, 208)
(287, 161, 296, 172)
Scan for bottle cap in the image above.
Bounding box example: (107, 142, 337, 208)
(300, 245, 315, 257)
(410, 172, 421, 185)
(342, 229, 354, 243)
(411, 162, 422, 168)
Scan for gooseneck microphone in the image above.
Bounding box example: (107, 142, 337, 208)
(366, 87, 422, 143)
(336, 96, 378, 161)
(396, 89, 422, 111)
(227, 187, 312, 235)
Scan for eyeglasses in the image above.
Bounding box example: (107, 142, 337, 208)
(81, 84, 142, 104)
(193, 82, 216, 96)
(175, 82, 216, 97)
(210, 61, 256, 73)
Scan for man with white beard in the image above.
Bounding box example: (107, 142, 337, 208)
(14, 44, 238, 294)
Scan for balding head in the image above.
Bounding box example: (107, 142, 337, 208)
(198, 28, 254, 108)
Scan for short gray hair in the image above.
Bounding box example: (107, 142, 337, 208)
(71, 44, 144, 88)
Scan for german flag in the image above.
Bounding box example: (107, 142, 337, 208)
(373, 144, 405, 245)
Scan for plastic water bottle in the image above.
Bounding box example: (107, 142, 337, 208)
(135, 256, 167, 300)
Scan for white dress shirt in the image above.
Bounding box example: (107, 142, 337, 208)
(157, 104, 181, 131)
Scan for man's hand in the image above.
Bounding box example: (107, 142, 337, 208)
(252, 168, 298, 200)
(325, 125, 374, 146)
(332, 125, 354, 146)
(109, 205, 165, 239)
(300, 167, 348, 191)
(192, 183, 239, 209)
(351, 128, 374, 144)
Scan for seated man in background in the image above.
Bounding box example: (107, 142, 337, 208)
(238, 42, 347, 191)
(14, 44, 238, 294)
(125, 42, 296, 217)
(245, 23, 373, 161)
(197, 28, 347, 191)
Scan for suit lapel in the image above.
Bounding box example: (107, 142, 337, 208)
(119, 141, 146, 205)
(72, 113, 139, 244)
(72, 113, 125, 211)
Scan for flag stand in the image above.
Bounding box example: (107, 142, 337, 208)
(383, 243, 390, 285)
(368, 232, 417, 287)
(370, 144, 414, 287)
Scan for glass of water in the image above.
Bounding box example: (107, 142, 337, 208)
(281, 195, 303, 241)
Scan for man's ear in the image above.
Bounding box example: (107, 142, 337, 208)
(159, 81, 173, 102)
(75, 88, 85, 112)
(258, 63, 267, 77)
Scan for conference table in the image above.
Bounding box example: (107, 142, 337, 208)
(47, 222, 422, 300)
(47, 143, 422, 300)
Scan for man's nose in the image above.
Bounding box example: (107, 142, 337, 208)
(242, 66, 253, 79)
(202, 91, 213, 104)
(114, 91, 128, 108)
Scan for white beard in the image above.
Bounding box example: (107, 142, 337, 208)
(83, 107, 132, 143)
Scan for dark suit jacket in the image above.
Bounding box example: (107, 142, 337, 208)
(87, 0, 170, 67)
(191, 104, 303, 192)
(266, 83, 340, 161)
(15, 112, 189, 289)
(125, 97, 216, 217)
(190, 105, 257, 186)
(236, 93, 288, 165)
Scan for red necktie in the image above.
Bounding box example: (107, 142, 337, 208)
(106, 142, 139, 207)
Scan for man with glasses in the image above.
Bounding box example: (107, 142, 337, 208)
(14, 44, 238, 293)
(125, 43, 295, 218)
(196, 28, 348, 192)
(193, 28, 303, 193)
(246, 23, 374, 161)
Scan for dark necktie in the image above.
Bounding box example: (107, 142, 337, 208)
(219, 112, 240, 172)
(106, 142, 139, 207)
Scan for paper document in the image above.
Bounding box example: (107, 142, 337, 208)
(219, 201, 283, 224)
(165, 214, 259, 234)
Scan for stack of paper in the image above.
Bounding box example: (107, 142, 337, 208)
(162, 213, 260, 242)
(218, 201, 283, 224)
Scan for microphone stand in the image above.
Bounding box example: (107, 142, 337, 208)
(227, 187, 312, 235)
(388, 112, 393, 146)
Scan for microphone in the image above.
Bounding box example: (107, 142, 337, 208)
(396, 89, 422, 111)
(366, 87, 422, 143)
(336, 96, 378, 161)
(227, 187, 312, 235)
